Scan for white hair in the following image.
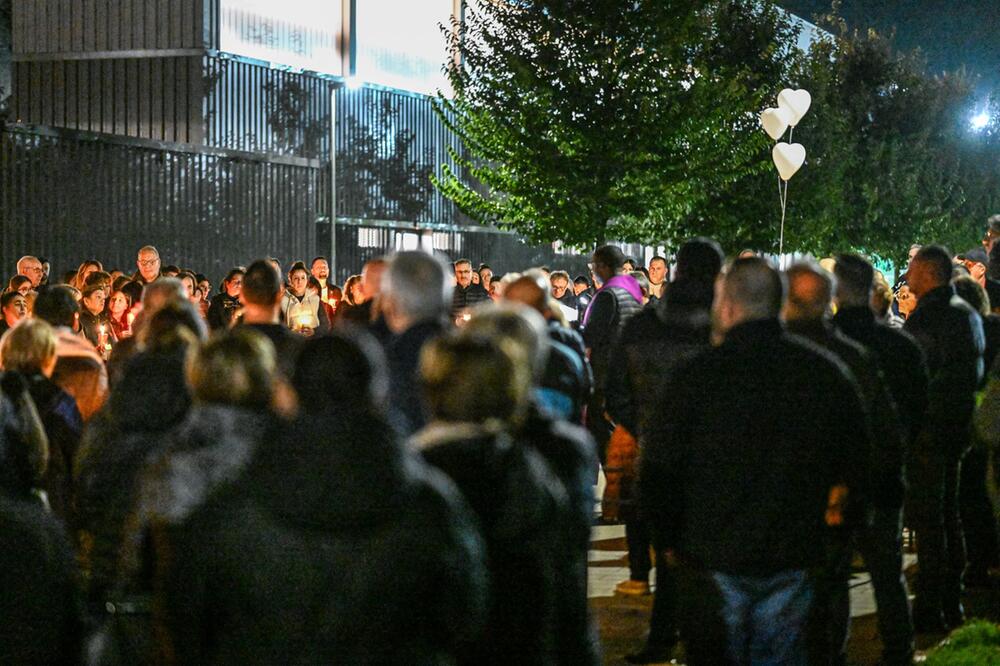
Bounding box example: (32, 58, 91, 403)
(383, 251, 451, 322)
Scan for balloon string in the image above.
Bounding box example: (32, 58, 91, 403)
(778, 178, 789, 267)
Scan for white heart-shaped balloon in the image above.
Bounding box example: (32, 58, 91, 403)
(772, 143, 806, 181)
(761, 107, 792, 141)
(777, 89, 811, 126)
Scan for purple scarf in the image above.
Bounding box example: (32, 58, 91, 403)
(582, 274, 643, 326)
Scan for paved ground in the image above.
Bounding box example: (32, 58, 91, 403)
(588, 523, 1000, 665)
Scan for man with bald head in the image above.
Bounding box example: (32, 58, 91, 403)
(640, 257, 867, 665)
(16, 256, 44, 288)
(784, 262, 909, 665)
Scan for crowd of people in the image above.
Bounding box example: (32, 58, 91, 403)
(0, 218, 999, 664)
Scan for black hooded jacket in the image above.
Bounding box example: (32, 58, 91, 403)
(154, 411, 488, 666)
(413, 422, 566, 666)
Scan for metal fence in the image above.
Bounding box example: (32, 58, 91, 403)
(326, 222, 592, 285)
(0, 125, 321, 282)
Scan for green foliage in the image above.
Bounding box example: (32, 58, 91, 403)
(925, 620, 1000, 666)
(435, 0, 799, 248)
(436, 0, 1000, 259)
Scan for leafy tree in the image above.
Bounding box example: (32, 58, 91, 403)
(434, 0, 800, 248)
(696, 11, 998, 264)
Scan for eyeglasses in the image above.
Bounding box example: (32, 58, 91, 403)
(138, 259, 160, 267)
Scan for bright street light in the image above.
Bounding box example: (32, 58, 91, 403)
(971, 112, 990, 131)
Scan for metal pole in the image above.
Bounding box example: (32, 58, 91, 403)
(330, 84, 338, 284)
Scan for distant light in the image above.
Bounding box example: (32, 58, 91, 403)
(971, 112, 990, 130)
(344, 76, 364, 90)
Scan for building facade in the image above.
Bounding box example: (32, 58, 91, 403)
(1, 0, 596, 282)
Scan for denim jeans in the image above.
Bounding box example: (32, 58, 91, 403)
(678, 566, 813, 666)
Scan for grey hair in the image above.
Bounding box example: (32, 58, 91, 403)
(465, 303, 550, 381)
(383, 251, 451, 322)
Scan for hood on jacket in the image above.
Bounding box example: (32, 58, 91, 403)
(141, 404, 271, 523)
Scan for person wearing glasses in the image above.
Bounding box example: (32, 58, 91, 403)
(16, 256, 45, 289)
(133, 246, 162, 286)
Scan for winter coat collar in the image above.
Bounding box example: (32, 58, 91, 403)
(721, 318, 783, 349)
(142, 404, 270, 523)
(410, 419, 506, 451)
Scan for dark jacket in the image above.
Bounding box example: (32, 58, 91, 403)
(904, 285, 985, 456)
(518, 406, 600, 666)
(137, 404, 273, 530)
(640, 319, 869, 575)
(606, 283, 712, 438)
(74, 349, 191, 610)
(0, 495, 82, 665)
(413, 422, 565, 666)
(833, 306, 929, 448)
(79, 309, 114, 350)
(557, 291, 579, 310)
(206, 293, 242, 332)
(0, 373, 49, 504)
(582, 283, 642, 400)
(548, 321, 593, 402)
(451, 283, 491, 317)
(385, 319, 448, 435)
(26, 373, 83, 522)
(538, 339, 589, 422)
(154, 411, 488, 666)
(786, 319, 903, 510)
(238, 322, 305, 379)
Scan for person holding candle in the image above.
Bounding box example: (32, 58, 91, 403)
(79, 283, 115, 351)
(280, 262, 330, 336)
(106, 288, 133, 340)
(207, 267, 245, 332)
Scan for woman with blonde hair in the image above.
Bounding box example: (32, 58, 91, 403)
(0, 319, 83, 519)
(413, 332, 562, 664)
(71, 260, 103, 290)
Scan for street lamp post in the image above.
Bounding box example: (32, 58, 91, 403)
(330, 82, 339, 283)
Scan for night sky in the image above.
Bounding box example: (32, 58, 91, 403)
(779, 0, 999, 99)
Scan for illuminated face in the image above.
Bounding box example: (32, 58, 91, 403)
(198, 280, 212, 299)
(312, 260, 329, 281)
(84, 290, 106, 315)
(16, 281, 31, 296)
(551, 277, 570, 299)
(290, 270, 308, 295)
(479, 268, 493, 288)
(225, 274, 244, 298)
(109, 292, 129, 317)
(137, 251, 160, 282)
(455, 262, 473, 288)
(3, 295, 28, 325)
(20, 259, 43, 287)
(180, 276, 195, 299)
(573, 282, 587, 296)
(648, 259, 667, 284)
